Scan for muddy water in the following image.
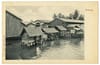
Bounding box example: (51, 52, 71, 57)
(36, 38, 84, 60)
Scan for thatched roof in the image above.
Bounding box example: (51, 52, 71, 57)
(25, 25, 43, 37)
(6, 10, 22, 21)
(6, 10, 23, 38)
(56, 26, 67, 31)
(42, 28, 58, 34)
(58, 18, 84, 24)
(32, 20, 50, 25)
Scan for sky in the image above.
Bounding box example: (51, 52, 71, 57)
(7, 6, 84, 24)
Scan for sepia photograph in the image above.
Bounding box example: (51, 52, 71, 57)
(6, 6, 84, 60)
(2, 1, 98, 64)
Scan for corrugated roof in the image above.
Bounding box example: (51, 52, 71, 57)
(59, 18, 84, 24)
(42, 28, 58, 34)
(25, 25, 43, 37)
(56, 26, 67, 31)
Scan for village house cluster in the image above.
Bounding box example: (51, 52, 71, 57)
(6, 10, 84, 59)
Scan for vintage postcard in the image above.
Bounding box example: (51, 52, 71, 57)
(2, 1, 98, 64)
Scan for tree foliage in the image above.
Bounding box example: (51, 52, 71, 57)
(58, 13, 63, 18)
(52, 10, 84, 20)
(53, 14, 57, 19)
(79, 14, 84, 20)
(73, 10, 79, 19)
(69, 13, 73, 19)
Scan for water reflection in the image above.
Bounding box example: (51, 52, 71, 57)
(70, 38, 82, 45)
(36, 38, 84, 60)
